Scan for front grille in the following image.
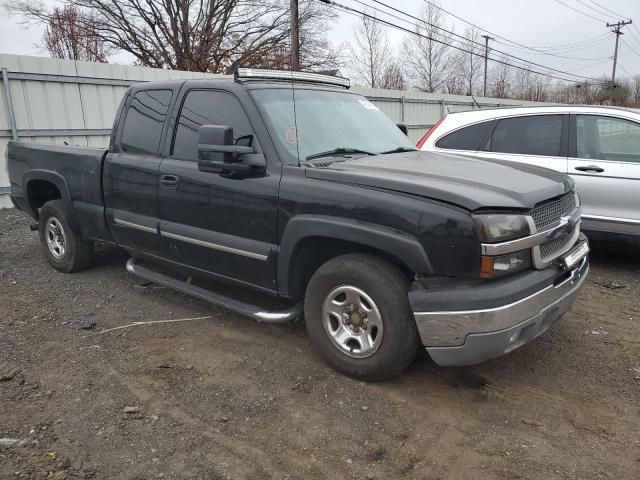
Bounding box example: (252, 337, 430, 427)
(531, 192, 578, 263)
(531, 192, 576, 230)
(539, 234, 571, 259)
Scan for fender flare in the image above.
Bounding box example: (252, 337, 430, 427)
(277, 215, 433, 297)
(23, 170, 75, 226)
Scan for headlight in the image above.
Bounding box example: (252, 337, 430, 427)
(472, 213, 531, 243)
(480, 250, 531, 279)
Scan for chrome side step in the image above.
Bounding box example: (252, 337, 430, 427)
(125, 258, 302, 324)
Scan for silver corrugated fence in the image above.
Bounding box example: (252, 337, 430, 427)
(0, 53, 552, 208)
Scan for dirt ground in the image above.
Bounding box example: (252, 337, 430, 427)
(0, 208, 639, 480)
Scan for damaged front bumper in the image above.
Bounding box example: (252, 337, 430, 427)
(410, 237, 589, 366)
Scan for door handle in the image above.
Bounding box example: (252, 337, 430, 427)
(160, 174, 179, 189)
(574, 165, 604, 173)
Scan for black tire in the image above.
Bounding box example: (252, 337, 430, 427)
(39, 200, 93, 273)
(304, 253, 420, 381)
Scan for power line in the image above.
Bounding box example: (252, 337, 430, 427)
(364, 0, 603, 82)
(621, 38, 640, 58)
(526, 34, 612, 51)
(320, 0, 603, 85)
(616, 62, 633, 77)
(422, 0, 609, 53)
(627, 25, 640, 47)
(553, 0, 608, 23)
(573, 0, 616, 22)
(491, 37, 611, 61)
(524, 32, 612, 50)
(582, 0, 630, 21)
(566, 58, 612, 72)
(419, 0, 610, 61)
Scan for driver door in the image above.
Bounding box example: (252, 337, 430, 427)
(157, 89, 280, 291)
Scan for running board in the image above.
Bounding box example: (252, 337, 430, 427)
(125, 258, 302, 324)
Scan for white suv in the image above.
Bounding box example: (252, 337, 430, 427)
(418, 105, 640, 245)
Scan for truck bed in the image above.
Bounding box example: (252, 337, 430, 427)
(7, 141, 112, 242)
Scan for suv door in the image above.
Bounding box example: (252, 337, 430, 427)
(157, 89, 279, 292)
(476, 114, 569, 173)
(104, 88, 173, 255)
(569, 114, 640, 237)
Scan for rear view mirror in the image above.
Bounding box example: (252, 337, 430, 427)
(199, 124, 233, 146)
(197, 125, 265, 175)
(397, 123, 408, 136)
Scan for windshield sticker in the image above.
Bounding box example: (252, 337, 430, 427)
(358, 99, 379, 110)
(285, 127, 299, 144)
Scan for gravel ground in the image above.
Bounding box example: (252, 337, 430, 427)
(0, 207, 639, 480)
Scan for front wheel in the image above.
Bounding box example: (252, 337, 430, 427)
(39, 200, 93, 273)
(304, 253, 420, 381)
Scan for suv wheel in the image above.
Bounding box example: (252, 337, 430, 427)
(304, 253, 419, 381)
(39, 200, 93, 273)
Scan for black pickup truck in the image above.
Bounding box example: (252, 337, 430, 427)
(7, 68, 589, 380)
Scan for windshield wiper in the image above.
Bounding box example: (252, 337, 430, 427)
(305, 147, 376, 161)
(379, 146, 418, 154)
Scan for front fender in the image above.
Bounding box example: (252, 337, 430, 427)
(277, 214, 433, 297)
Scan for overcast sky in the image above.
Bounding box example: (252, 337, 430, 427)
(1, 0, 639, 83)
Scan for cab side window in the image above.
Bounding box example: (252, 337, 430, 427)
(488, 115, 563, 156)
(435, 121, 494, 151)
(172, 90, 254, 160)
(577, 115, 640, 163)
(120, 89, 172, 154)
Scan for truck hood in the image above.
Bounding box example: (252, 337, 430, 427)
(305, 151, 573, 211)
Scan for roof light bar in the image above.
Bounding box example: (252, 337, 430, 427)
(235, 68, 350, 89)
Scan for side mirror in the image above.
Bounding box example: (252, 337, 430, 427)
(396, 123, 408, 136)
(197, 125, 265, 174)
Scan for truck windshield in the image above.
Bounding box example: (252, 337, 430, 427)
(251, 88, 415, 165)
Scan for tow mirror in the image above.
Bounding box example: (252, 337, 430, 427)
(197, 125, 265, 174)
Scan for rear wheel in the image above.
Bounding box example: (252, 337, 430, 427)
(39, 200, 93, 273)
(304, 253, 420, 381)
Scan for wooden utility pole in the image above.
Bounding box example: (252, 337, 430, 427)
(482, 34, 493, 97)
(607, 20, 632, 86)
(290, 0, 300, 70)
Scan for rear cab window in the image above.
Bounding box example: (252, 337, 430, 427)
(120, 89, 173, 154)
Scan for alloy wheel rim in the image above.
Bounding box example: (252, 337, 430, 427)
(45, 217, 66, 259)
(321, 285, 384, 358)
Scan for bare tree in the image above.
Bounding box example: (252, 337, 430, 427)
(514, 66, 551, 102)
(629, 75, 640, 107)
(459, 27, 482, 96)
(402, 2, 451, 93)
(7, 0, 340, 73)
(349, 12, 393, 88)
(442, 52, 466, 95)
(488, 55, 512, 99)
(41, 5, 111, 62)
(380, 60, 405, 90)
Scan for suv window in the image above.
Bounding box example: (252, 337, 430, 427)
(577, 115, 640, 163)
(172, 90, 254, 160)
(121, 89, 172, 154)
(489, 115, 563, 156)
(435, 121, 493, 151)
